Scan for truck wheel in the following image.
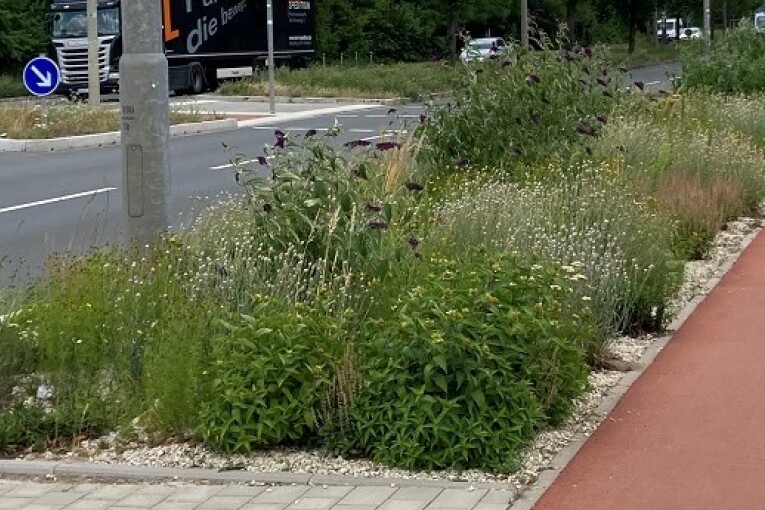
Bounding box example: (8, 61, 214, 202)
(189, 64, 205, 95)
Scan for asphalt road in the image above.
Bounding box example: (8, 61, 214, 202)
(0, 103, 424, 285)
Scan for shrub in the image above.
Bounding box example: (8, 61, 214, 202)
(325, 253, 595, 472)
(419, 38, 623, 177)
(681, 20, 765, 94)
(199, 299, 343, 452)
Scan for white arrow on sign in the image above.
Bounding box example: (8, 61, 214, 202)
(30, 66, 52, 88)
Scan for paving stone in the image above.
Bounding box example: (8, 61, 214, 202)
(285, 497, 336, 510)
(134, 485, 176, 496)
(388, 488, 442, 502)
(472, 504, 509, 510)
(332, 506, 377, 510)
(219, 485, 266, 498)
(0, 498, 31, 510)
(165, 485, 225, 502)
(477, 491, 513, 505)
(377, 500, 428, 510)
(339, 487, 397, 506)
(108, 507, 155, 510)
(115, 493, 167, 508)
(251, 486, 309, 504)
(239, 504, 289, 510)
(153, 502, 200, 510)
(64, 499, 114, 510)
(82, 486, 138, 501)
(32, 492, 84, 506)
(17, 505, 66, 510)
(426, 489, 487, 508)
(4, 484, 55, 498)
(197, 495, 252, 510)
(302, 486, 353, 499)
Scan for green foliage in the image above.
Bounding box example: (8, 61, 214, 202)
(0, 0, 49, 69)
(681, 21, 765, 94)
(419, 40, 624, 176)
(199, 299, 343, 452)
(325, 253, 595, 472)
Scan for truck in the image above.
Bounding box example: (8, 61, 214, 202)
(755, 7, 765, 32)
(656, 16, 685, 41)
(48, 0, 316, 95)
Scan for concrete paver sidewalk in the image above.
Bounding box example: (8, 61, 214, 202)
(0, 480, 512, 510)
(533, 230, 765, 509)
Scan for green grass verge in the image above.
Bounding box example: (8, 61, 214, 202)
(606, 38, 681, 68)
(0, 74, 28, 100)
(218, 62, 464, 100)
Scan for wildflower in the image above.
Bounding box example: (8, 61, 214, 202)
(582, 296, 592, 301)
(305, 129, 318, 138)
(344, 139, 373, 148)
(263, 203, 273, 213)
(570, 274, 587, 281)
(405, 182, 424, 192)
(257, 156, 268, 165)
(419, 114, 428, 124)
(455, 156, 469, 168)
(408, 236, 420, 249)
(275, 134, 286, 149)
(376, 141, 401, 151)
(475, 68, 484, 75)
(368, 221, 389, 230)
(214, 263, 229, 278)
(550, 284, 562, 291)
(596, 115, 608, 125)
(583, 47, 593, 58)
(634, 81, 645, 91)
(274, 129, 285, 137)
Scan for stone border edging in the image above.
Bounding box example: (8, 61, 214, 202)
(0, 119, 238, 154)
(509, 223, 763, 510)
(0, 459, 510, 491)
(206, 94, 405, 105)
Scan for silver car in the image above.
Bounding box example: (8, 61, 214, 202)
(460, 37, 509, 63)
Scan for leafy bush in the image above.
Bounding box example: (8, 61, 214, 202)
(325, 253, 595, 472)
(419, 39, 623, 176)
(199, 299, 343, 452)
(681, 20, 765, 94)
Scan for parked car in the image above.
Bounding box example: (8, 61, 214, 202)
(459, 37, 509, 63)
(680, 27, 703, 40)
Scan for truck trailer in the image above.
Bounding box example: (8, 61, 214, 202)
(48, 0, 315, 95)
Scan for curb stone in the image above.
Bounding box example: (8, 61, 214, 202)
(0, 460, 512, 491)
(509, 222, 763, 510)
(207, 94, 407, 105)
(0, 119, 238, 153)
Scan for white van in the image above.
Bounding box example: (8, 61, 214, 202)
(657, 17, 685, 40)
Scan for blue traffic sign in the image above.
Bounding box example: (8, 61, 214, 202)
(23, 57, 61, 97)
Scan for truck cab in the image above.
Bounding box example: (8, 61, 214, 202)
(49, 0, 121, 94)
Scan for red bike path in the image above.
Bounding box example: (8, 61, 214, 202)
(534, 229, 765, 510)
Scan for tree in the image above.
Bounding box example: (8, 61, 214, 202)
(0, 0, 49, 69)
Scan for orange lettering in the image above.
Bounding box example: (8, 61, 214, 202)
(163, 0, 180, 42)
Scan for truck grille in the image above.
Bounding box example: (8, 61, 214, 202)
(53, 40, 112, 85)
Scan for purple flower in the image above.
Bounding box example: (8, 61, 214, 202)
(634, 81, 645, 91)
(596, 115, 608, 125)
(408, 236, 420, 249)
(305, 129, 318, 138)
(376, 141, 401, 151)
(274, 129, 285, 138)
(564, 52, 576, 63)
(257, 156, 268, 165)
(475, 68, 484, 75)
(405, 182, 424, 192)
(345, 139, 373, 148)
(275, 136, 286, 149)
(419, 114, 428, 124)
(455, 156, 469, 168)
(583, 47, 593, 58)
(263, 203, 273, 213)
(368, 221, 389, 230)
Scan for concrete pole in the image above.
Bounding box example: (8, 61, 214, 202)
(119, 1, 170, 246)
(87, 0, 100, 105)
(267, 0, 276, 115)
(521, 0, 529, 48)
(704, 0, 712, 52)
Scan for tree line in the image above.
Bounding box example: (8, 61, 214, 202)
(1, 0, 762, 70)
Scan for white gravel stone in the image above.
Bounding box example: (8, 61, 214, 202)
(22, 212, 762, 493)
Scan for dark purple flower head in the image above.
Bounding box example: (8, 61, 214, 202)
(368, 221, 389, 230)
(387, 108, 397, 115)
(345, 139, 373, 148)
(405, 182, 424, 192)
(257, 156, 268, 165)
(263, 203, 273, 213)
(376, 141, 401, 151)
(408, 236, 420, 249)
(526, 74, 541, 85)
(596, 115, 608, 125)
(365, 203, 382, 213)
(475, 68, 484, 75)
(214, 263, 229, 278)
(455, 156, 469, 168)
(564, 52, 576, 63)
(576, 124, 597, 138)
(305, 129, 318, 138)
(275, 136, 286, 149)
(634, 81, 645, 91)
(583, 47, 593, 58)
(419, 114, 428, 124)
(274, 129, 285, 138)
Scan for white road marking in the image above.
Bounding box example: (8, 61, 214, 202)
(336, 114, 359, 118)
(364, 114, 389, 118)
(348, 128, 376, 133)
(250, 127, 329, 131)
(210, 157, 273, 171)
(0, 187, 117, 215)
(646, 80, 662, 86)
